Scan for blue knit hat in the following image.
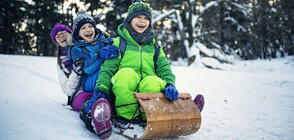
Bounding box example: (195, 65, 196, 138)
(72, 10, 96, 40)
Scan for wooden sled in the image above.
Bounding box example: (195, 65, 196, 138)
(124, 93, 202, 139)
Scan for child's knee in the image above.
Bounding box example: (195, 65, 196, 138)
(72, 92, 93, 111)
(138, 76, 166, 93)
(112, 68, 140, 93)
(111, 68, 140, 86)
(113, 68, 137, 78)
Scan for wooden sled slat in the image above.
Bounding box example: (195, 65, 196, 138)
(133, 93, 201, 139)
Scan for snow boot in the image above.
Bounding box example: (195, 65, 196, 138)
(91, 98, 112, 139)
(194, 94, 205, 112)
(72, 92, 93, 111)
(79, 100, 95, 133)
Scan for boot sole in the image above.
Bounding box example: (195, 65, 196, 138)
(91, 98, 112, 139)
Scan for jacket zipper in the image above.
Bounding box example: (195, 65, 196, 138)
(139, 45, 143, 79)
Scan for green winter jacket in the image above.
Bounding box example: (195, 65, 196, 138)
(95, 24, 175, 94)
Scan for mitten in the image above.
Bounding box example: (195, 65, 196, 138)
(97, 45, 119, 60)
(73, 57, 84, 75)
(163, 83, 179, 101)
(84, 89, 105, 113)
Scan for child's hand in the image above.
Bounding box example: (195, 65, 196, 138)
(73, 57, 84, 75)
(84, 89, 105, 113)
(163, 83, 179, 101)
(98, 45, 119, 60)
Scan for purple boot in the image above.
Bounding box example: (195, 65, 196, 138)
(91, 98, 112, 139)
(194, 94, 205, 112)
(72, 92, 93, 111)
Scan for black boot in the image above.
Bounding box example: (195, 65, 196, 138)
(79, 100, 95, 132)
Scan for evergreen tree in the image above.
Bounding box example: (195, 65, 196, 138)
(148, 0, 184, 61)
(0, 0, 293, 64)
(105, 0, 131, 36)
(270, 0, 294, 57)
(82, 0, 109, 28)
(0, 0, 29, 54)
(200, 0, 251, 59)
(26, 0, 65, 56)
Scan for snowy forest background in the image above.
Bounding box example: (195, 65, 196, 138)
(1, 0, 293, 69)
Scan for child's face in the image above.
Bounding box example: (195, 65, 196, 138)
(79, 23, 95, 42)
(55, 30, 70, 47)
(131, 15, 150, 34)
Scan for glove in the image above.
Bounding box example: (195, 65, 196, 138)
(163, 83, 179, 101)
(73, 57, 84, 75)
(98, 45, 119, 60)
(84, 90, 105, 113)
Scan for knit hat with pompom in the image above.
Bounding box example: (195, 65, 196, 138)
(123, 0, 154, 44)
(72, 10, 97, 40)
(124, 0, 152, 24)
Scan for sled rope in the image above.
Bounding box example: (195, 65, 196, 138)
(114, 102, 138, 108)
(125, 103, 140, 129)
(112, 102, 140, 130)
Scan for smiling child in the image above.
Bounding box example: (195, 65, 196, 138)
(70, 10, 119, 139)
(90, 0, 178, 122)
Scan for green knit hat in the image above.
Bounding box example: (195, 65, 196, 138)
(124, 0, 152, 24)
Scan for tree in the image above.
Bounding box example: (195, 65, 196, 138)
(200, 0, 252, 60)
(105, 0, 131, 36)
(270, 0, 294, 57)
(26, 0, 65, 56)
(0, 0, 293, 66)
(171, 0, 237, 68)
(0, 0, 29, 54)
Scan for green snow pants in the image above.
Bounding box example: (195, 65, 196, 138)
(111, 68, 166, 120)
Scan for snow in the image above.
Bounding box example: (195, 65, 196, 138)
(193, 42, 235, 68)
(199, 1, 218, 13)
(152, 9, 176, 25)
(93, 103, 108, 121)
(1, 54, 294, 140)
(231, 2, 249, 16)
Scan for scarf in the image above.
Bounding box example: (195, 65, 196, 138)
(124, 21, 154, 45)
(60, 46, 72, 73)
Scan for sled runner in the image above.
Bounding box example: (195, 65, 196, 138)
(116, 92, 202, 139)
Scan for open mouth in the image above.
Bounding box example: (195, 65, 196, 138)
(61, 39, 67, 43)
(137, 24, 146, 29)
(85, 33, 93, 38)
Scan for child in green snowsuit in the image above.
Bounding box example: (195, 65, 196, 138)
(93, 0, 179, 120)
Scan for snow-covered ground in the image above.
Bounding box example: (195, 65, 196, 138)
(0, 54, 293, 140)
